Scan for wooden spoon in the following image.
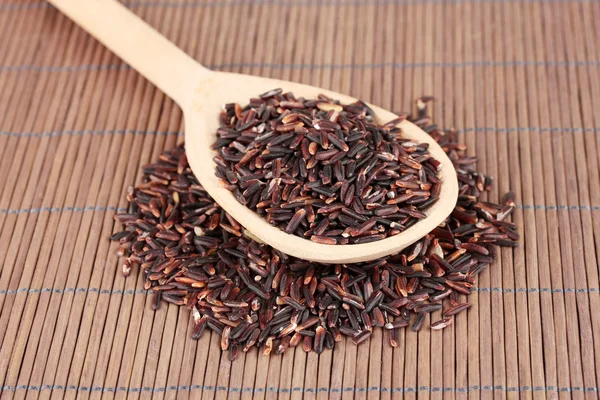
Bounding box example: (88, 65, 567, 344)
(49, 0, 458, 263)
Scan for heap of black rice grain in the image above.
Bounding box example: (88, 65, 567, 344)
(211, 90, 441, 245)
(111, 97, 518, 360)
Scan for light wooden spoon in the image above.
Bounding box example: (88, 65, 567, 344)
(49, 0, 458, 263)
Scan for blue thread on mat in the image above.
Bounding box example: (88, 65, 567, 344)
(2, 384, 599, 393)
(2, 60, 600, 73)
(209, 60, 600, 69)
(473, 288, 600, 294)
(2, 126, 596, 138)
(0, 288, 154, 295)
(5, 203, 598, 215)
(0, 129, 182, 138)
(517, 204, 600, 211)
(0, 286, 596, 296)
(0, 0, 597, 12)
(131, 0, 600, 7)
(0, 206, 127, 214)
(459, 126, 599, 134)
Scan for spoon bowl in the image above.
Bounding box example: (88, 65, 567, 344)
(49, 0, 458, 263)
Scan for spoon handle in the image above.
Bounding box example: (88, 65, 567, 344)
(48, 0, 211, 108)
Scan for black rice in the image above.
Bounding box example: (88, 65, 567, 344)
(111, 96, 518, 358)
(211, 90, 441, 244)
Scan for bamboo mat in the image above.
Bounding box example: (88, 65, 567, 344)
(0, 0, 599, 398)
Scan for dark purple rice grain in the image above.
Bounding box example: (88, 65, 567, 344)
(430, 317, 453, 330)
(443, 302, 472, 317)
(352, 329, 372, 345)
(314, 326, 326, 354)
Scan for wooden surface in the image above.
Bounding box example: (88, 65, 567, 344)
(0, 0, 599, 398)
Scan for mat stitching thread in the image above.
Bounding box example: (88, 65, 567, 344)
(461, 126, 597, 133)
(0, 206, 128, 214)
(126, 0, 600, 7)
(2, 384, 599, 393)
(2, 126, 598, 138)
(0, 287, 597, 295)
(0, 129, 182, 138)
(519, 205, 600, 210)
(1, 60, 600, 73)
(2, 204, 599, 215)
(0, 0, 598, 12)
